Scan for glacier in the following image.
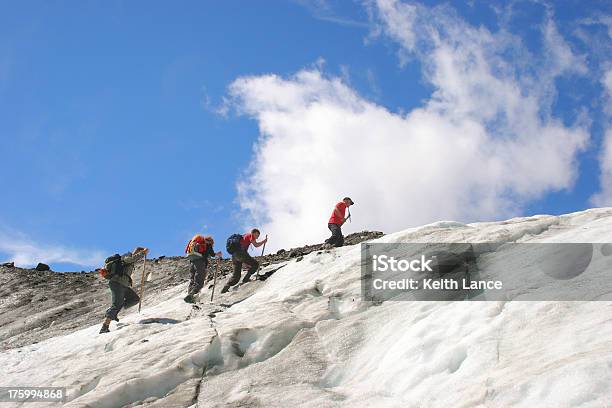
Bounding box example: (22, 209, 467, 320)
(2, 208, 612, 407)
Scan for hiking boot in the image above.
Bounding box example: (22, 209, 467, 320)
(220, 285, 230, 294)
(242, 273, 253, 284)
(99, 324, 110, 334)
(184, 294, 195, 304)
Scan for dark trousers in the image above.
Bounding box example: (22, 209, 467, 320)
(105, 280, 140, 320)
(188, 257, 208, 295)
(223, 249, 259, 290)
(326, 223, 344, 247)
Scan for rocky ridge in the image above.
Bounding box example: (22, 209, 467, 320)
(0, 231, 383, 350)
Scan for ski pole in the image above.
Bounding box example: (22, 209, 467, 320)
(210, 258, 220, 302)
(138, 253, 147, 313)
(347, 207, 352, 223)
(261, 235, 268, 257)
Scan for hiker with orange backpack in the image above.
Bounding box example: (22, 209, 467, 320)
(99, 246, 148, 334)
(221, 228, 267, 293)
(184, 235, 222, 304)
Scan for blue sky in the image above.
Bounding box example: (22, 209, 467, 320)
(1, 0, 611, 270)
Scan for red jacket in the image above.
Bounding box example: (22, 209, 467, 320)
(328, 202, 348, 225)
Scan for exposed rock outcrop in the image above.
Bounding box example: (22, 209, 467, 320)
(0, 231, 383, 350)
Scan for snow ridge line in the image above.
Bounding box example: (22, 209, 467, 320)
(510, 216, 562, 242)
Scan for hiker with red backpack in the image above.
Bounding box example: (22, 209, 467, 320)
(184, 235, 222, 304)
(99, 247, 148, 334)
(324, 197, 354, 248)
(221, 228, 268, 293)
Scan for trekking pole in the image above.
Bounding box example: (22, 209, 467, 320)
(138, 253, 147, 313)
(261, 235, 267, 257)
(347, 208, 352, 223)
(210, 258, 220, 302)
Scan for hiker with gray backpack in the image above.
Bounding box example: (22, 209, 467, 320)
(183, 234, 222, 304)
(221, 228, 268, 293)
(99, 247, 148, 334)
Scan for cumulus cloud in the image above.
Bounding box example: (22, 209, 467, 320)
(592, 68, 612, 206)
(229, 0, 589, 250)
(592, 129, 612, 206)
(578, 11, 612, 206)
(0, 228, 105, 269)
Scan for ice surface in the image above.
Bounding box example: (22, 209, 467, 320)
(2, 209, 612, 407)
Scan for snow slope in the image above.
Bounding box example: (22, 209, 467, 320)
(2, 209, 612, 407)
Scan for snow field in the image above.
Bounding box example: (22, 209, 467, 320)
(1, 208, 612, 407)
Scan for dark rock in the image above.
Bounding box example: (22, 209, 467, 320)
(1, 262, 14, 268)
(276, 249, 286, 255)
(289, 250, 303, 258)
(35, 263, 50, 271)
(343, 231, 384, 246)
(296, 256, 304, 262)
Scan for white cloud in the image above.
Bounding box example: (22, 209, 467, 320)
(0, 228, 105, 269)
(592, 68, 612, 206)
(228, 0, 589, 250)
(579, 15, 612, 40)
(294, 0, 370, 28)
(592, 129, 612, 206)
(603, 69, 612, 116)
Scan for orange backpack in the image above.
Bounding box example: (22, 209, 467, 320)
(185, 235, 213, 255)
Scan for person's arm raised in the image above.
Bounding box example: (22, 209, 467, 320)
(252, 235, 268, 248)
